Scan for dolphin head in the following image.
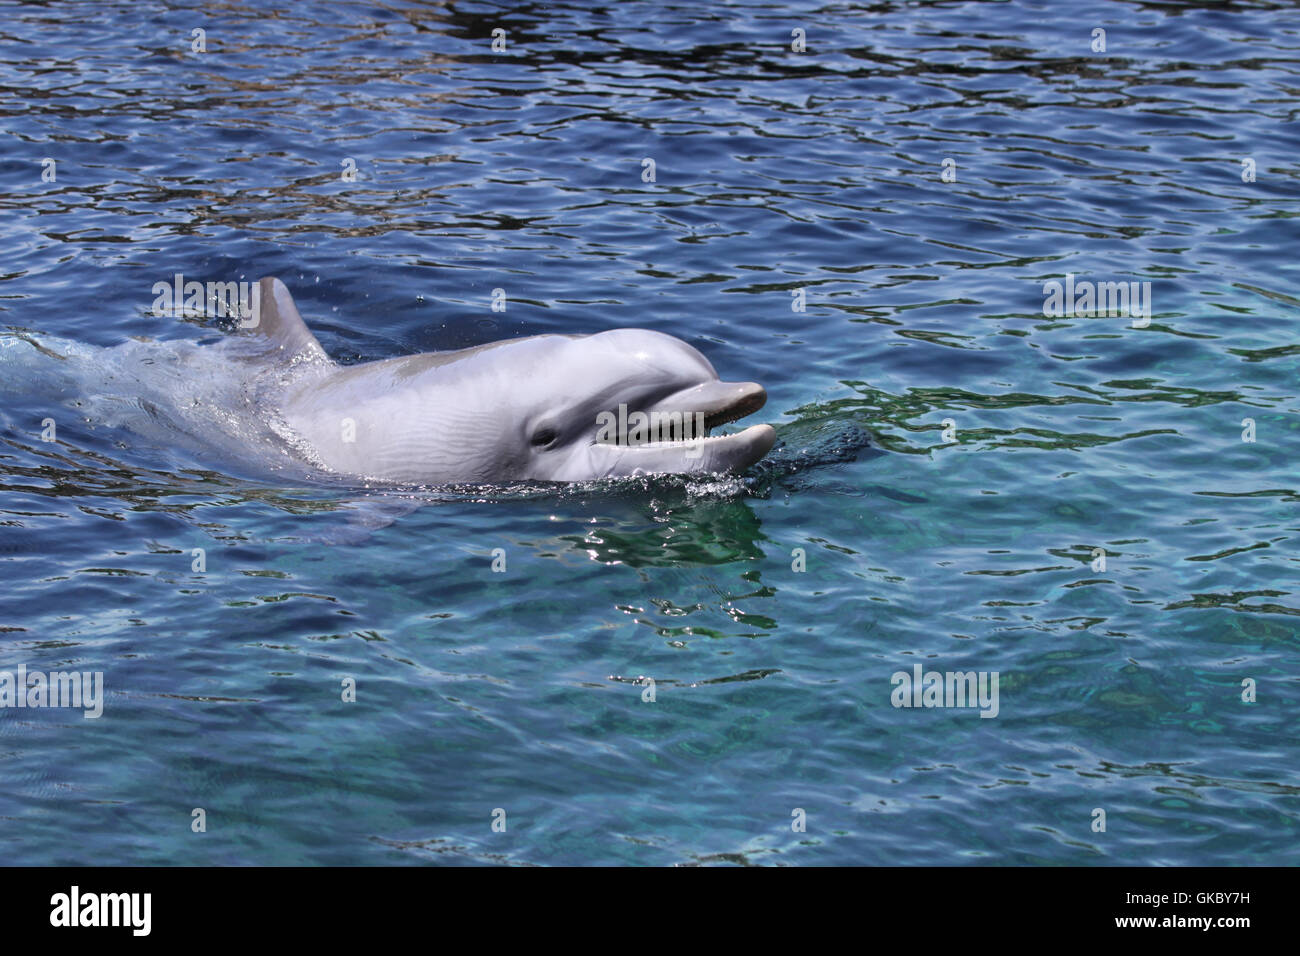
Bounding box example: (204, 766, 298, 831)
(511, 329, 776, 482)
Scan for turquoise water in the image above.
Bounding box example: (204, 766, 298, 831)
(1, 0, 1298, 865)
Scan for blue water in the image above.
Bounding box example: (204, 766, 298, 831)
(1, 0, 1298, 865)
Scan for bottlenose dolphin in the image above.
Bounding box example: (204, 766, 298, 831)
(2, 278, 775, 487)
(250, 278, 775, 484)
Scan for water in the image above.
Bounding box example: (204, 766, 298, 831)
(1, 0, 1298, 865)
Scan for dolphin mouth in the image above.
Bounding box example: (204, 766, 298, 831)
(626, 380, 770, 444)
(589, 380, 776, 476)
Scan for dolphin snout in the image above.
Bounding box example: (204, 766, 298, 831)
(651, 380, 767, 430)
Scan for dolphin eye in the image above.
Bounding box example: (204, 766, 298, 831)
(531, 426, 558, 447)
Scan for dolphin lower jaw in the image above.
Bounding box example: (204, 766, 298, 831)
(561, 423, 776, 480)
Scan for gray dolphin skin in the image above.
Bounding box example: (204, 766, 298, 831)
(252, 278, 776, 484)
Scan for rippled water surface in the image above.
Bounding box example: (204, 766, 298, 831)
(1, 0, 1298, 865)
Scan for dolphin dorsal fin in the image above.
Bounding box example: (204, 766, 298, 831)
(246, 277, 332, 364)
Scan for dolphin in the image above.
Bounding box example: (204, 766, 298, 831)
(234, 278, 775, 485)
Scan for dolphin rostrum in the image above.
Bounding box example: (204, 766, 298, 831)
(246, 278, 775, 485)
